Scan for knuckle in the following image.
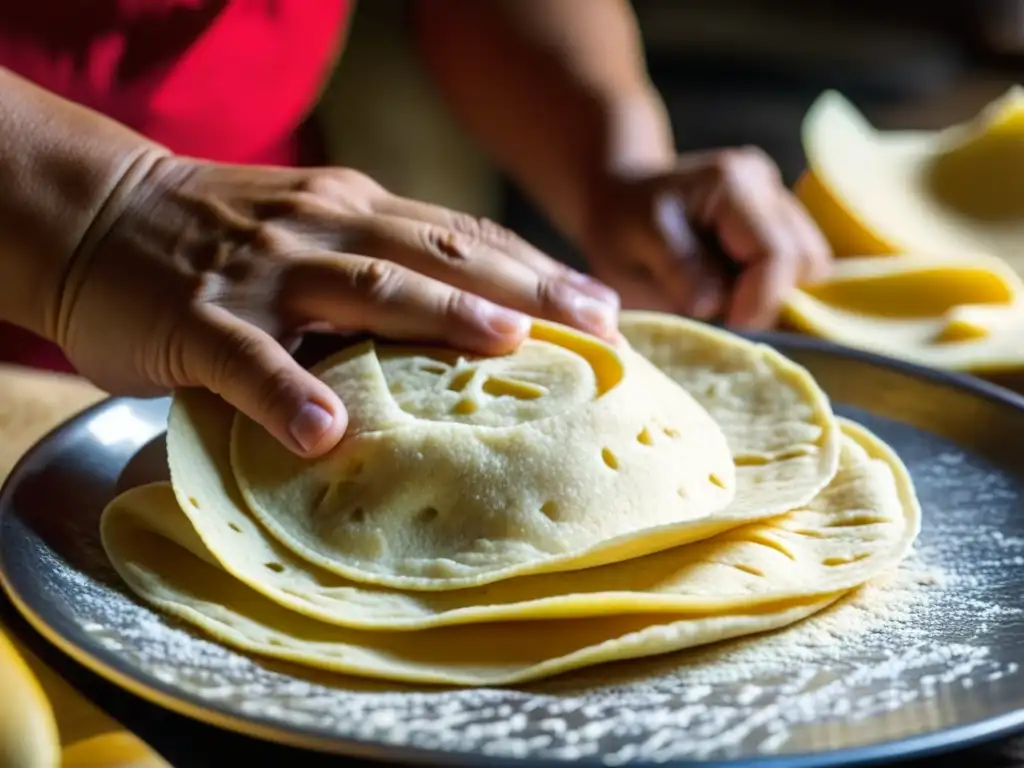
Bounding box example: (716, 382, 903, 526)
(443, 210, 483, 238)
(350, 258, 402, 302)
(445, 213, 519, 249)
(246, 222, 289, 252)
(712, 148, 747, 174)
(441, 288, 474, 321)
(534, 275, 563, 311)
(252, 364, 301, 413)
(469, 215, 521, 251)
(207, 326, 252, 387)
(292, 172, 343, 198)
(293, 169, 384, 214)
(286, 191, 334, 219)
(418, 223, 476, 264)
(714, 145, 778, 181)
(739, 144, 772, 165)
(209, 329, 296, 410)
(332, 167, 383, 194)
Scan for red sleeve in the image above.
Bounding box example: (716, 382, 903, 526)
(0, 0, 353, 371)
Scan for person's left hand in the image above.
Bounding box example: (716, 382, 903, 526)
(582, 146, 832, 330)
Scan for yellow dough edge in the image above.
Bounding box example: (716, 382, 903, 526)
(781, 254, 1024, 373)
(60, 732, 170, 768)
(103, 414, 912, 629)
(0, 628, 60, 768)
(99, 419, 915, 685)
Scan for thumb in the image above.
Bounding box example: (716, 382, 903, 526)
(186, 308, 348, 458)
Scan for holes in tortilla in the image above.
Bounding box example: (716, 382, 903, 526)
(601, 447, 619, 470)
(418, 506, 440, 524)
(451, 398, 479, 415)
(540, 500, 560, 520)
(420, 362, 448, 376)
(828, 515, 889, 528)
(709, 473, 727, 490)
(349, 507, 366, 524)
(447, 368, 475, 392)
(312, 484, 331, 511)
(482, 375, 545, 400)
(188, 497, 200, 509)
(264, 562, 286, 573)
(745, 532, 797, 561)
(793, 529, 825, 539)
(228, 523, 243, 534)
(734, 447, 813, 467)
(823, 552, 871, 567)
(637, 427, 654, 446)
(732, 563, 764, 577)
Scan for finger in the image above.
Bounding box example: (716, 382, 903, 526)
(646, 191, 730, 319)
(711, 181, 805, 328)
(726, 242, 801, 330)
(781, 194, 833, 285)
(283, 253, 533, 354)
(373, 195, 620, 305)
(338, 213, 619, 339)
(185, 307, 348, 458)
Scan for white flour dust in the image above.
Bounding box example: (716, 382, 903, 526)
(54, 539, 1016, 764)
(34, 430, 1024, 764)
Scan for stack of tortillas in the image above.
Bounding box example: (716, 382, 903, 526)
(784, 87, 1024, 375)
(100, 313, 920, 686)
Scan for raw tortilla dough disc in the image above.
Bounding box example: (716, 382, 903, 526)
(100, 419, 917, 686)
(784, 252, 1024, 372)
(230, 321, 738, 589)
(104, 416, 915, 629)
(108, 315, 850, 631)
(797, 87, 1024, 272)
(618, 312, 840, 525)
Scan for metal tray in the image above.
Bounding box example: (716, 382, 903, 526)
(3, 332, 1024, 768)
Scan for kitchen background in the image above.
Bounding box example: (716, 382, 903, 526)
(318, 0, 1024, 271)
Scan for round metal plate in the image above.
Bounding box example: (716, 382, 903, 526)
(3, 333, 1024, 767)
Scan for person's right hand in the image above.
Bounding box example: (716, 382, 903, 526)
(52, 155, 620, 459)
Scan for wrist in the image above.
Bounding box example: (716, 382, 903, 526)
(597, 84, 676, 182)
(0, 68, 170, 340)
(568, 85, 675, 261)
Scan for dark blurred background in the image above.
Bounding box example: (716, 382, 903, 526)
(320, 0, 1024, 270)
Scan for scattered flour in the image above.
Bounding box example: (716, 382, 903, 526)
(52, 541, 1017, 764)
(28, 415, 1024, 763)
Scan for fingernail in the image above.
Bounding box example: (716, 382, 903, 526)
(475, 300, 531, 336)
(655, 191, 699, 257)
(289, 401, 335, 453)
(564, 272, 620, 307)
(565, 289, 618, 337)
(691, 292, 718, 319)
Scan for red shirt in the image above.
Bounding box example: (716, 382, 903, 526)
(0, 0, 353, 372)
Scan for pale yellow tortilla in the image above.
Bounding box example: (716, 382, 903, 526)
(802, 88, 1024, 270)
(784, 253, 1024, 373)
(231, 321, 737, 589)
(104, 417, 916, 631)
(100, 418, 916, 686)
(618, 312, 841, 525)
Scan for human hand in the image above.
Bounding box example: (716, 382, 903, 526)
(582, 147, 831, 329)
(53, 157, 620, 458)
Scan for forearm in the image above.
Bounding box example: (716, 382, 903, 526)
(0, 68, 167, 338)
(411, 0, 674, 246)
